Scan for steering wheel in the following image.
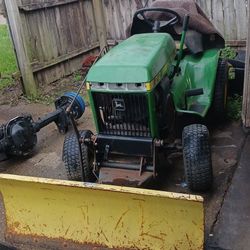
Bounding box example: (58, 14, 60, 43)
(134, 8, 181, 32)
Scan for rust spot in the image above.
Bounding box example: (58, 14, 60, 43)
(186, 233, 192, 248)
(40, 188, 52, 191)
(160, 232, 167, 237)
(13, 222, 20, 228)
(132, 198, 145, 202)
(24, 225, 31, 232)
(98, 168, 153, 187)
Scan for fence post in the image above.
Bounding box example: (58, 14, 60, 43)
(4, 0, 38, 98)
(242, 0, 250, 128)
(92, 0, 107, 50)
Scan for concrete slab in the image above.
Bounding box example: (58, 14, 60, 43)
(208, 136, 250, 250)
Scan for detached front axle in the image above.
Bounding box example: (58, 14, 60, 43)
(0, 92, 85, 159)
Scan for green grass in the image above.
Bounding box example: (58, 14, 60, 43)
(220, 46, 237, 60)
(227, 95, 243, 121)
(0, 24, 17, 89)
(73, 71, 83, 82)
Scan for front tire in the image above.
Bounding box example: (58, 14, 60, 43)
(63, 130, 96, 182)
(182, 124, 213, 192)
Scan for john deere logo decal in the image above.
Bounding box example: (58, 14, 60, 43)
(112, 98, 125, 111)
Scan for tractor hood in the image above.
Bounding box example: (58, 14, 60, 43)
(87, 33, 176, 83)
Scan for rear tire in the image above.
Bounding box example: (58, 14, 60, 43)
(63, 130, 95, 182)
(211, 59, 228, 119)
(182, 124, 213, 192)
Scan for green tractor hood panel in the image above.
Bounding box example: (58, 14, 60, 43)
(87, 33, 176, 83)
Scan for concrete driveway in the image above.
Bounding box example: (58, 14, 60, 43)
(0, 100, 246, 249)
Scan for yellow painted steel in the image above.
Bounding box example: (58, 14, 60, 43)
(0, 174, 204, 249)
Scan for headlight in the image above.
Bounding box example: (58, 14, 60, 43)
(88, 82, 148, 91)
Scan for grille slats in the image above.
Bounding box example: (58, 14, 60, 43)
(93, 92, 151, 137)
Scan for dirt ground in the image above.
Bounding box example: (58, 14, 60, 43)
(0, 80, 246, 249)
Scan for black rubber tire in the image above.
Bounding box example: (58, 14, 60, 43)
(182, 124, 213, 192)
(211, 59, 228, 118)
(63, 130, 95, 182)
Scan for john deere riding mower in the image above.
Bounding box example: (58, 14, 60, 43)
(63, 8, 228, 192)
(0, 4, 224, 249)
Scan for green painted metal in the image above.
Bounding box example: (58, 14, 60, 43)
(175, 15, 190, 73)
(171, 49, 220, 117)
(147, 91, 158, 137)
(87, 33, 176, 83)
(87, 31, 221, 136)
(87, 89, 99, 133)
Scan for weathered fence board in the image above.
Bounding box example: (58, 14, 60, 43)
(5, 0, 37, 97)
(243, 0, 250, 127)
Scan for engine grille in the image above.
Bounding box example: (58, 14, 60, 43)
(92, 92, 151, 137)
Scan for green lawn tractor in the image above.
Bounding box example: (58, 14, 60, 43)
(63, 7, 228, 192)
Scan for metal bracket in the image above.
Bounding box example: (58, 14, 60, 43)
(104, 144, 110, 161)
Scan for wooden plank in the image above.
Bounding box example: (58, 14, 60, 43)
(35, 48, 100, 86)
(31, 43, 100, 72)
(234, 0, 248, 41)
(223, 0, 237, 41)
(19, 0, 79, 12)
(92, 0, 107, 50)
(82, 0, 98, 45)
(113, 0, 124, 40)
(4, 0, 37, 97)
(211, 0, 225, 37)
(226, 40, 246, 47)
(242, 0, 250, 127)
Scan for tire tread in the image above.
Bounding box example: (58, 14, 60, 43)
(182, 124, 213, 192)
(63, 130, 94, 182)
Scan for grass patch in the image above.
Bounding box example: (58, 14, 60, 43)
(73, 71, 83, 82)
(0, 24, 17, 89)
(220, 46, 237, 60)
(227, 95, 242, 121)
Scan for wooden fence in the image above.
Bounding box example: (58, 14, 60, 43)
(103, 0, 248, 42)
(4, 0, 102, 96)
(0, 0, 3, 14)
(3, 0, 248, 97)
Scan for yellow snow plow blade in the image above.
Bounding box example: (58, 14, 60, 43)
(0, 174, 204, 249)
